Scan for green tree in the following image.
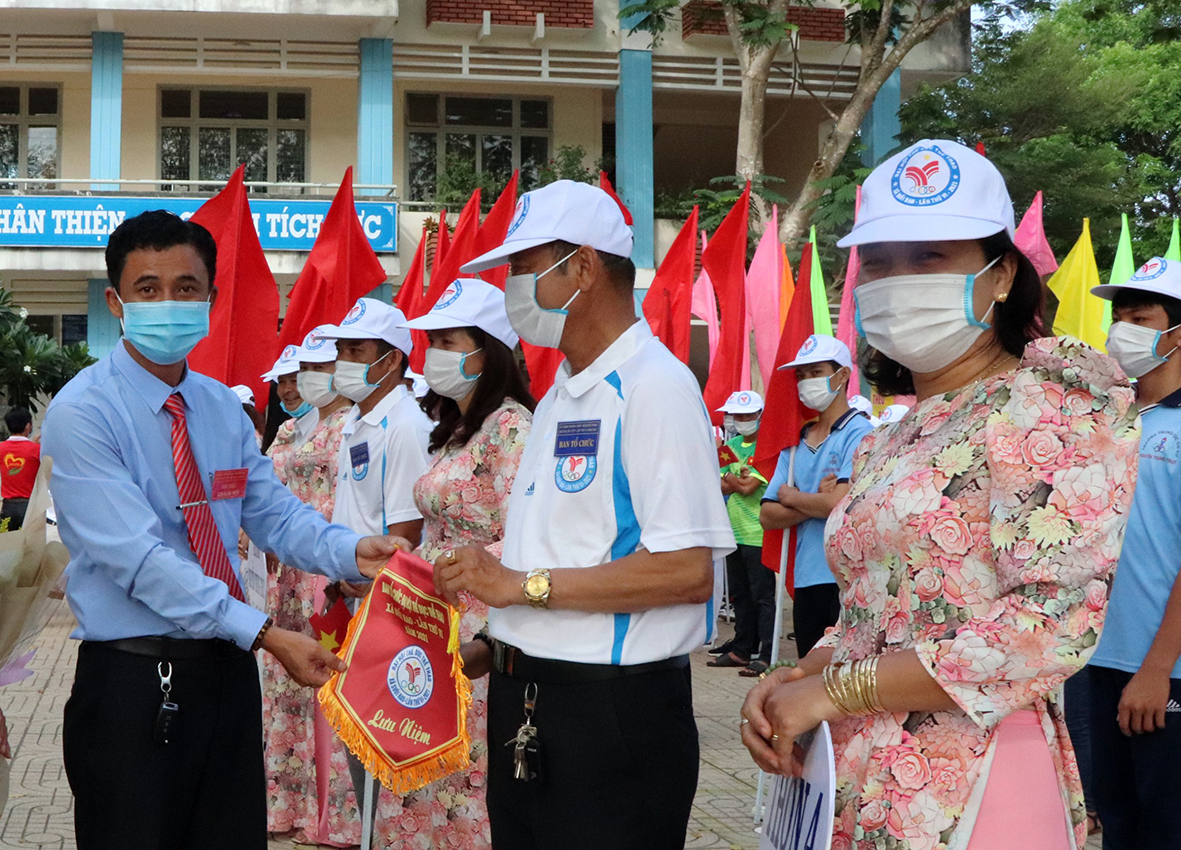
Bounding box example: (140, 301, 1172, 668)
(0, 289, 95, 410)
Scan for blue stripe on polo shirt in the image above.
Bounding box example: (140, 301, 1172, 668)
(607, 372, 639, 664)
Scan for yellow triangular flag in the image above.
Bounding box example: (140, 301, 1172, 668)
(1047, 219, 1106, 351)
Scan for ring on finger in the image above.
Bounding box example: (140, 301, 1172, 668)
(740, 718, 750, 727)
(444, 549, 457, 565)
(771, 734, 781, 741)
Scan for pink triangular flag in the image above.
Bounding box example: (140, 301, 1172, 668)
(745, 207, 782, 389)
(835, 185, 862, 396)
(1015, 191, 1059, 276)
(690, 232, 719, 368)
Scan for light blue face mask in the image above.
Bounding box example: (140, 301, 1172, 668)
(117, 295, 211, 365)
(282, 399, 314, 419)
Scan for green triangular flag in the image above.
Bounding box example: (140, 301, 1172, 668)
(808, 226, 833, 336)
(1167, 218, 1180, 262)
(1104, 213, 1134, 333)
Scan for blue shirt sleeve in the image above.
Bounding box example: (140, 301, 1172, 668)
(43, 400, 268, 650)
(762, 448, 793, 503)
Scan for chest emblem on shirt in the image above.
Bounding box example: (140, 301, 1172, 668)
(350, 441, 370, 480)
(555, 455, 597, 493)
(1144, 430, 1180, 466)
(387, 646, 434, 709)
(3, 453, 24, 475)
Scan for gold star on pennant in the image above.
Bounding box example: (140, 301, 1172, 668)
(318, 631, 340, 652)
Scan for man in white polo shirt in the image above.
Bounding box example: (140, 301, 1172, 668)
(434, 180, 735, 849)
(316, 297, 433, 544)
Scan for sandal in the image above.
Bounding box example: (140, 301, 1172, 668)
(739, 660, 770, 677)
(706, 651, 750, 668)
(708, 639, 736, 657)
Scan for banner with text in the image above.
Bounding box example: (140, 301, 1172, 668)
(0, 195, 397, 252)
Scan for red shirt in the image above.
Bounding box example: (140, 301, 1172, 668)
(1, 436, 41, 499)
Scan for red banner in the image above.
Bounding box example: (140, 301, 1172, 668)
(318, 551, 472, 794)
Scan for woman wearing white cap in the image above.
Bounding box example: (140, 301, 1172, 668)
(364, 279, 534, 849)
(741, 139, 1140, 850)
(261, 327, 361, 846)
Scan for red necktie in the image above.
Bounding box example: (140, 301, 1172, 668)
(164, 393, 245, 602)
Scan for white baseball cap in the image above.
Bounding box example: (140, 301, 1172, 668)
(838, 139, 1015, 248)
(315, 298, 413, 356)
(404, 370, 430, 399)
(401, 278, 519, 349)
(460, 180, 634, 273)
(780, 334, 854, 370)
(297, 324, 338, 364)
(261, 344, 300, 381)
(877, 403, 912, 426)
(717, 390, 764, 414)
(848, 394, 873, 415)
(1092, 257, 1181, 301)
(230, 385, 255, 406)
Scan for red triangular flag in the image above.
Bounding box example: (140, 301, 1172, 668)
(599, 171, 634, 226)
(643, 206, 698, 363)
(187, 166, 280, 412)
(473, 172, 519, 291)
(423, 190, 481, 313)
(753, 244, 818, 583)
(975, 141, 987, 157)
(521, 343, 565, 401)
(396, 225, 430, 372)
(309, 597, 353, 654)
(277, 167, 388, 355)
(701, 183, 751, 427)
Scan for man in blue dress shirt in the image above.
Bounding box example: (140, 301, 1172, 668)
(40, 211, 399, 850)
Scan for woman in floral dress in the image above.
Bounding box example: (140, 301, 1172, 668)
(741, 140, 1141, 850)
(263, 332, 361, 846)
(371, 279, 534, 849)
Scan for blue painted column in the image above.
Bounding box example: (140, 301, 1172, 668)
(357, 38, 394, 189)
(861, 68, 902, 167)
(87, 279, 120, 358)
(90, 32, 123, 192)
(616, 6, 655, 270)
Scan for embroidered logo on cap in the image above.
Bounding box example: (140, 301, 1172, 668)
(434, 280, 463, 310)
(555, 455, 597, 493)
(891, 146, 961, 207)
(738, 392, 751, 406)
(387, 646, 434, 709)
(1133, 258, 1167, 281)
(507, 196, 530, 238)
(800, 335, 819, 356)
(342, 300, 367, 325)
(302, 330, 328, 350)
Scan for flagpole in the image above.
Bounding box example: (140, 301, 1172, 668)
(753, 446, 795, 825)
(362, 770, 375, 849)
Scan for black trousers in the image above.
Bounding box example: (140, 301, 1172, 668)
(487, 664, 699, 850)
(1089, 664, 1181, 850)
(792, 583, 841, 657)
(726, 543, 776, 661)
(63, 641, 266, 850)
(1, 496, 29, 530)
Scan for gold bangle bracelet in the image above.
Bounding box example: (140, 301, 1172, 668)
(823, 657, 884, 717)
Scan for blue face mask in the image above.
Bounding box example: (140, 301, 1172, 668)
(118, 296, 211, 365)
(282, 399, 314, 419)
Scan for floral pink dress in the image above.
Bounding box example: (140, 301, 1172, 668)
(262, 406, 361, 845)
(373, 399, 531, 850)
(818, 338, 1140, 850)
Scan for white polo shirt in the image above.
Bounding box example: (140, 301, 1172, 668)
(491, 322, 735, 665)
(293, 407, 319, 445)
(331, 384, 433, 536)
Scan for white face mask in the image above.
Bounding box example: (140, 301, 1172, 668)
(424, 347, 482, 400)
(854, 257, 1001, 374)
(734, 417, 760, 437)
(1106, 321, 1181, 379)
(296, 370, 338, 408)
(332, 350, 391, 402)
(798, 375, 842, 411)
(504, 250, 580, 348)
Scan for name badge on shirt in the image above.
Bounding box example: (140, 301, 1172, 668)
(210, 468, 248, 501)
(350, 442, 370, 469)
(554, 421, 601, 457)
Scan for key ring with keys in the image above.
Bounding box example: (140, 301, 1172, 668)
(158, 661, 172, 699)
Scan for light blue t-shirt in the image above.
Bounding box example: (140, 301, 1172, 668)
(762, 410, 874, 589)
(1091, 395, 1181, 679)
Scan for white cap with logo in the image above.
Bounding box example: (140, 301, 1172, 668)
(780, 334, 854, 370)
(460, 180, 634, 273)
(838, 139, 1015, 248)
(1092, 257, 1181, 302)
(717, 390, 765, 414)
(296, 324, 338, 364)
(261, 344, 301, 381)
(314, 298, 414, 356)
(230, 385, 255, 406)
(401, 278, 519, 349)
(877, 403, 912, 426)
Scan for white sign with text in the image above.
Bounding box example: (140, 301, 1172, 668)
(759, 721, 836, 850)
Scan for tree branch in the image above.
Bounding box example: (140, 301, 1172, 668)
(775, 60, 840, 121)
(867, 0, 897, 76)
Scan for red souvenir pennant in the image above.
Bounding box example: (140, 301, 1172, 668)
(718, 444, 740, 468)
(309, 597, 352, 654)
(318, 551, 473, 794)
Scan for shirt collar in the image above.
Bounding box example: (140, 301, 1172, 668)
(558, 320, 651, 399)
(799, 408, 866, 440)
(7, 435, 29, 442)
(1157, 385, 1181, 409)
(359, 383, 410, 426)
(111, 340, 195, 414)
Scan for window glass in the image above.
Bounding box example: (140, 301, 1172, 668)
(160, 127, 190, 181)
(276, 129, 306, 183)
(446, 133, 477, 166)
(161, 89, 192, 119)
(407, 93, 438, 126)
(0, 124, 17, 179)
(27, 88, 58, 116)
(445, 97, 512, 128)
(407, 132, 437, 202)
(198, 127, 232, 182)
(520, 100, 548, 129)
(236, 127, 269, 184)
(276, 92, 306, 121)
(482, 135, 513, 185)
(520, 136, 549, 192)
(0, 88, 18, 116)
(26, 126, 57, 179)
(199, 90, 268, 121)
(62, 315, 88, 347)
(25, 315, 54, 337)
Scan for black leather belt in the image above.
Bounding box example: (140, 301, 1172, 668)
(84, 637, 246, 659)
(490, 639, 688, 684)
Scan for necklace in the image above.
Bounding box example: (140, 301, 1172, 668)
(963, 349, 1017, 390)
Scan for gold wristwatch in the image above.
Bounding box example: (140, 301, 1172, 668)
(522, 568, 552, 609)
